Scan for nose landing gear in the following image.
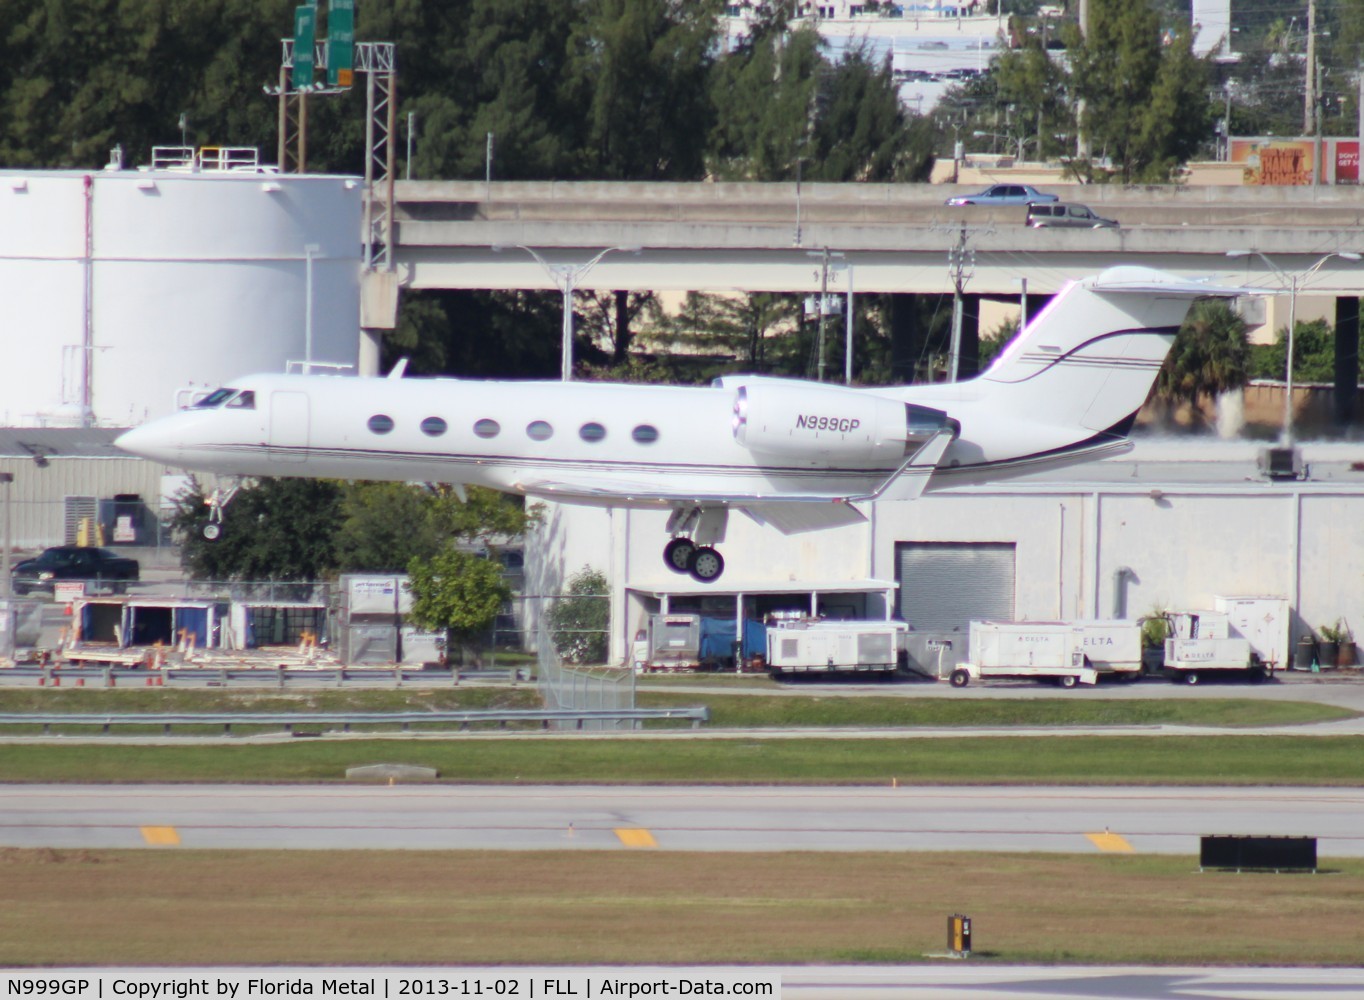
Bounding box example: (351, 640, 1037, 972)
(663, 507, 728, 583)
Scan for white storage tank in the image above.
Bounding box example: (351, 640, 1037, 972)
(0, 155, 362, 428)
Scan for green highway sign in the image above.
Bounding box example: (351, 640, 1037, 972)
(292, 4, 316, 89)
(328, 0, 355, 88)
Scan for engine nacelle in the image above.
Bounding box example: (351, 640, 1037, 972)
(731, 381, 950, 463)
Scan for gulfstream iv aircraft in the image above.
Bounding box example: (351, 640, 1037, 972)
(117, 266, 1245, 582)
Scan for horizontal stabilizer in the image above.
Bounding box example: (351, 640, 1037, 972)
(739, 501, 867, 534)
(1086, 267, 1272, 298)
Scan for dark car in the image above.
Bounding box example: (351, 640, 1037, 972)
(1026, 202, 1119, 229)
(11, 546, 140, 595)
(945, 184, 1059, 207)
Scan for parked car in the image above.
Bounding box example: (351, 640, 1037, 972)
(1026, 202, 1119, 229)
(11, 546, 140, 595)
(944, 184, 1059, 207)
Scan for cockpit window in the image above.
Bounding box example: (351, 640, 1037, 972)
(192, 388, 237, 409)
(224, 390, 255, 410)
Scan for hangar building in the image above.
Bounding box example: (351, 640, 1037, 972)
(524, 438, 1364, 669)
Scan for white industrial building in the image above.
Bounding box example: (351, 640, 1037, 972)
(0, 151, 363, 429)
(0, 151, 363, 550)
(525, 438, 1364, 669)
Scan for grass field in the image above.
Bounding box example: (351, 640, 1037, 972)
(0, 686, 1351, 730)
(3, 849, 1361, 967)
(637, 691, 1355, 728)
(3, 734, 1364, 784)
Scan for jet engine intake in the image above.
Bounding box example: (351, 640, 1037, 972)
(732, 382, 950, 463)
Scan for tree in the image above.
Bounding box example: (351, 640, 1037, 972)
(172, 476, 343, 581)
(406, 548, 510, 665)
(1155, 299, 1249, 407)
(564, 0, 719, 180)
(334, 482, 445, 573)
(174, 476, 535, 582)
(708, 21, 822, 181)
(545, 566, 609, 664)
(1066, 2, 1213, 181)
(1248, 318, 1343, 384)
(992, 38, 1070, 161)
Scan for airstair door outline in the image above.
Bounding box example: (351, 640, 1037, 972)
(269, 391, 310, 463)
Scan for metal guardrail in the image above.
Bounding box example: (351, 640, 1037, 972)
(0, 666, 530, 688)
(0, 706, 710, 735)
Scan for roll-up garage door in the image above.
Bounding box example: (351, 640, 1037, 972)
(896, 541, 1016, 632)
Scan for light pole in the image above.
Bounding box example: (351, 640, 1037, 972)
(1227, 249, 1362, 444)
(494, 245, 642, 381)
(0, 472, 12, 600)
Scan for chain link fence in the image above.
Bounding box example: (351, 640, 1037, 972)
(529, 592, 632, 731)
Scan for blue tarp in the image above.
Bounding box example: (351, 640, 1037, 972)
(699, 616, 738, 663)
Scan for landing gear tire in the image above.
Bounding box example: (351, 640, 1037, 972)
(949, 669, 970, 688)
(203, 523, 221, 541)
(687, 546, 724, 583)
(663, 538, 695, 574)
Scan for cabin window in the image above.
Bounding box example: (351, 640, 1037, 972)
(420, 416, 447, 437)
(579, 422, 607, 443)
(193, 388, 237, 409)
(474, 418, 501, 439)
(225, 390, 255, 410)
(631, 424, 659, 444)
(367, 414, 395, 435)
(527, 420, 553, 441)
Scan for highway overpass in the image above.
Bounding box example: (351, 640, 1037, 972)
(392, 180, 1364, 297)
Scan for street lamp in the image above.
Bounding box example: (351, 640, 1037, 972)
(493, 244, 642, 381)
(1226, 249, 1362, 445)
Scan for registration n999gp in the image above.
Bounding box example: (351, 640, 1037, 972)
(8, 983, 91, 996)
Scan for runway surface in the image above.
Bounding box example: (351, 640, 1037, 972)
(3, 783, 1362, 854)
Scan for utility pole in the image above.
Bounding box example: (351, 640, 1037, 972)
(1314, 60, 1325, 186)
(1305, 0, 1317, 135)
(817, 248, 830, 382)
(947, 227, 975, 383)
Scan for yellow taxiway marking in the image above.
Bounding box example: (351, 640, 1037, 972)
(140, 826, 181, 846)
(1086, 831, 1134, 853)
(614, 827, 658, 848)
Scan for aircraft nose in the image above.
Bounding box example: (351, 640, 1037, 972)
(115, 422, 182, 464)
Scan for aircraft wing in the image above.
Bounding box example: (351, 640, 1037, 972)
(517, 477, 871, 534)
(516, 427, 958, 534)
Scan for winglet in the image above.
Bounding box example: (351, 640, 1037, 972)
(388, 358, 409, 380)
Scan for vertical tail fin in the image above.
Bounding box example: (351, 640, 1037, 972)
(980, 267, 1240, 436)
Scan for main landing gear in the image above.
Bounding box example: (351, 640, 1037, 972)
(663, 537, 725, 583)
(663, 507, 728, 583)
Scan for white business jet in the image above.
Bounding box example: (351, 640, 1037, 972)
(117, 266, 1243, 583)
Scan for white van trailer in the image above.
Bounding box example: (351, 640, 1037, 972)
(766, 619, 907, 674)
(1163, 610, 1261, 685)
(948, 620, 1143, 689)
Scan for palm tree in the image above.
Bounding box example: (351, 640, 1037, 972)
(1155, 299, 1250, 408)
